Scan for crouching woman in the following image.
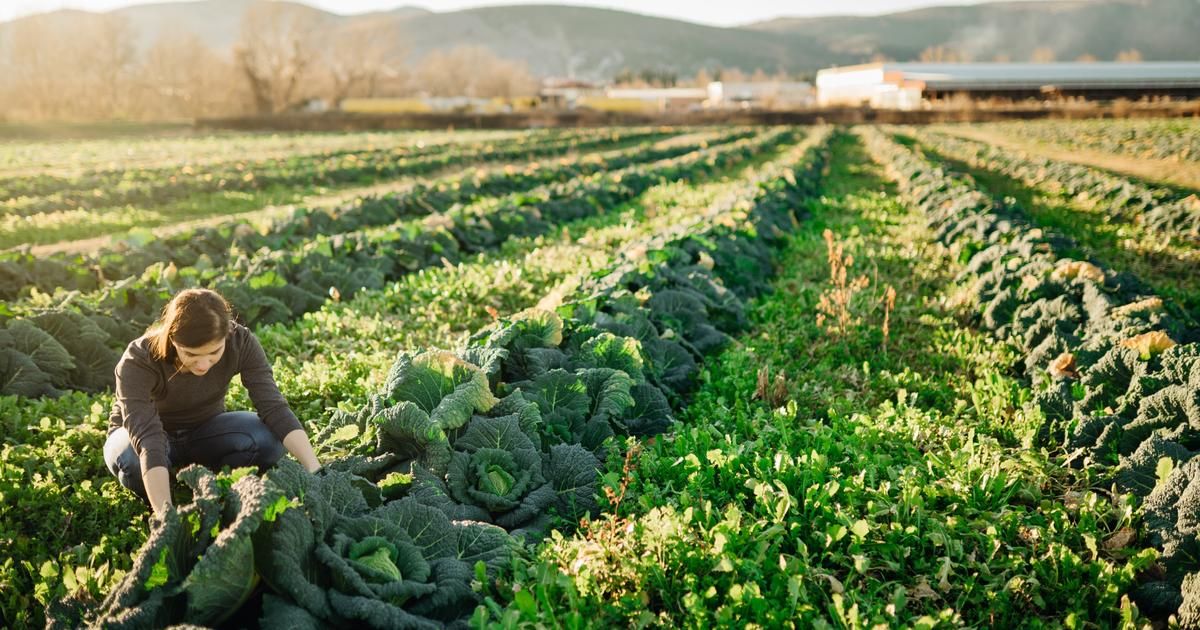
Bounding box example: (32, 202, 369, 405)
(104, 288, 321, 518)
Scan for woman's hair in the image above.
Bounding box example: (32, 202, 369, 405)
(147, 288, 233, 363)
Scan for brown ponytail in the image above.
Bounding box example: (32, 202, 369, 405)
(147, 288, 233, 363)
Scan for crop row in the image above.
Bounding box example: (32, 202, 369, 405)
(0, 128, 617, 215)
(975, 119, 1200, 164)
(0, 130, 784, 400)
(912, 129, 1200, 244)
(861, 126, 1200, 624)
(44, 129, 830, 629)
(2, 130, 680, 249)
(0, 129, 738, 301)
(0, 129, 511, 177)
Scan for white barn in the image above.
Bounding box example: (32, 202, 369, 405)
(816, 62, 1200, 110)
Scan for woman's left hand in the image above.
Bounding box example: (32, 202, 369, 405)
(282, 429, 321, 473)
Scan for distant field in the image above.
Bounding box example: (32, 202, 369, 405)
(0, 127, 667, 248)
(6, 123, 1200, 629)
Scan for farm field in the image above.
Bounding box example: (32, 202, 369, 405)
(936, 119, 1200, 191)
(2, 123, 1199, 629)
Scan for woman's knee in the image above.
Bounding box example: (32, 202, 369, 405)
(103, 428, 149, 502)
(196, 413, 285, 470)
(240, 420, 285, 468)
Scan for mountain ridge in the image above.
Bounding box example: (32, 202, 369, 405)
(2, 0, 1195, 79)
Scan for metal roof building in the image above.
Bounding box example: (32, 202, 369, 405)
(816, 62, 1200, 109)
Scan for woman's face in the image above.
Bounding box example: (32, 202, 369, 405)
(173, 338, 226, 376)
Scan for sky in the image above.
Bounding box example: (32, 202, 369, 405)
(0, 0, 1052, 27)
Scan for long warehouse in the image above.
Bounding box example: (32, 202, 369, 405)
(815, 61, 1200, 109)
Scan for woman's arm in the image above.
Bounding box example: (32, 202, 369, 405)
(237, 329, 321, 471)
(143, 466, 173, 518)
(114, 347, 175, 516)
(283, 429, 321, 472)
(237, 328, 310, 450)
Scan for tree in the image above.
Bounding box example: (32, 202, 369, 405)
(719, 68, 748, 83)
(234, 3, 323, 113)
(83, 14, 138, 118)
(414, 46, 537, 98)
(1076, 53, 1099, 62)
(1115, 49, 1144, 62)
(139, 32, 249, 119)
(0, 12, 137, 120)
(919, 45, 965, 62)
(0, 14, 62, 118)
(1031, 47, 1057, 62)
(320, 19, 406, 105)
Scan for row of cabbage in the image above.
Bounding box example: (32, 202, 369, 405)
(973, 119, 1200, 164)
(0, 130, 783, 399)
(1, 128, 639, 218)
(0, 129, 498, 176)
(48, 130, 830, 629)
(861, 127, 1200, 624)
(1, 129, 734, 301)
(915, 129, 1200, 243)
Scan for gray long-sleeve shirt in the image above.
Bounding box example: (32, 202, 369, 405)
(107, 322, 304, 473)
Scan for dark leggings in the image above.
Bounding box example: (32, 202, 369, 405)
(104, 411, 285, 503)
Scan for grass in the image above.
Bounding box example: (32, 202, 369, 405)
(474, 131, 1153, 629)
(907, 137, 1200, 326)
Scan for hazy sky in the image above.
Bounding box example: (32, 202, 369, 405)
(0, 0, 1050, 27)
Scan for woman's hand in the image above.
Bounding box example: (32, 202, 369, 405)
(142, 466, 173, 519)
(282, 429, 321, 473)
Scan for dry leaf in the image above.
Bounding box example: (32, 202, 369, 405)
(770, 372, 788, 408)
(1052, 260, 1105, 283)
(1103, 528, 1137, 552)
(753, 367, 770, 402)
(1049, 352, 1080, 380)
(1120, 331, 1177, 359)
(1111, 297, 1164, 319)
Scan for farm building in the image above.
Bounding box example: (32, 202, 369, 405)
(815, 62, 1200, 109)
(587, 87, 708, 113)
(706, 81, 815, 110)
(538, 77, 606, 109)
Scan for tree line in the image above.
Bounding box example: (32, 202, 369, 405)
(0, 4, 538, 122)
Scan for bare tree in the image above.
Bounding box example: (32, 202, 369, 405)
(1115, 49, 1144, 62)
(0, 13, 137, 120)
(234, 3, 323, 113)
(919, 45, 965, 62)
(0, 15, 62, 118)
(84, 14, 138, 117)
(140, 31, 248, 119)
(320, 20, 405, 105)
(413, 46, 536, 98)
(1030, 47, 1057, 62)
(718, 68, 748, 83)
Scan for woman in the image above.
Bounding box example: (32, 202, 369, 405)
(104, 288, 321, 519)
